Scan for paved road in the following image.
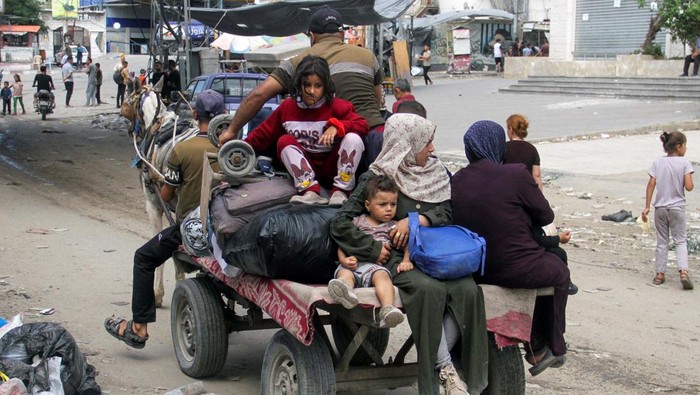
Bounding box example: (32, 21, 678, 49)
(387, 75, 700, 155)
(3, 57, 700, 394)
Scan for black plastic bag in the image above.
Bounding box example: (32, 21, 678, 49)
(0, 322, 101, 395)
(220, 204, 338, 283)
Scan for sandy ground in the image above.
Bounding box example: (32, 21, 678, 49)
(1, 98, 699, 394)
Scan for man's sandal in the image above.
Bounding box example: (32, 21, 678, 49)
(104, 316, 148, 349)
(653, 272, 665, 285)
(680, 270, 694, 290)
(526, 346, 562, 376)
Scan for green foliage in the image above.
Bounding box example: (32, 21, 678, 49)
(4, 0, 48, 32)
(639, 0, 700, 44)
(634, 43, 665, 58)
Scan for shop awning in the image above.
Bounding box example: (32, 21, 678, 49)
(410, 9, 514, 31)
(0, 25, 41, 33)
(190, 0, 416, 37)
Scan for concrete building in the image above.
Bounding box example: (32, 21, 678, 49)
(410, 0, 686, 73)
(40, 7, 106, 63)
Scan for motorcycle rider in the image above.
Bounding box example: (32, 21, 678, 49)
(31, 65, 56, 111)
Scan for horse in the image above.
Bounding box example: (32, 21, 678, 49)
(121, 78, 198, 307)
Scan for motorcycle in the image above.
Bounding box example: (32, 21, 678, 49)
(34, 90, 54, 120)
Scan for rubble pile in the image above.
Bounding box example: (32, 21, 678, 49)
(90, 114, 129, 131)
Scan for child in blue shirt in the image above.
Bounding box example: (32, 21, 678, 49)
(1, 81, 12, 115)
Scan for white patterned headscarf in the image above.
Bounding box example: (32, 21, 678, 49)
(369, 113, 450, 203)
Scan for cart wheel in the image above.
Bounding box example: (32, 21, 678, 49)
(261, 329, 336, 395)
(207, 114, 235, 147)
(331, 316, 389, 366)
(171, 277, 228, 378)
(218, 140, 256, 178)
(481, 332, 525, 395)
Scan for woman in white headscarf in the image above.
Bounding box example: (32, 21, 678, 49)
(331, 113, 488, 394)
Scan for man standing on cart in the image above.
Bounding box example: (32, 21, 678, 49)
(218, 6, 386, 167)
(104, 90, 226, 349)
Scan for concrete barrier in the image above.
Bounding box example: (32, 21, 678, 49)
(504, 55, 684, 79)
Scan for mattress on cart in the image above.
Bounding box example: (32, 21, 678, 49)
(190, 252, 537, 348)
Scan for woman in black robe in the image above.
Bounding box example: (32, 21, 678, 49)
(450, 120, 570, 376)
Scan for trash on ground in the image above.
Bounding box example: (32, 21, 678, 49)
(0, 377, 28, 395)
(567, 191, 593, 199)
(27, 308, 55, 316)
(26, 229, 51, 235)
(163, 381, 207, 395)
(0, 322, 101, 394)
(601, 209, 633, 222)
(90, 114, 130, 131)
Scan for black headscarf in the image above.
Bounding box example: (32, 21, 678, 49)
(463, 120, 506, 163)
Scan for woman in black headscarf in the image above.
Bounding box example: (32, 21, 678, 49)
(450, 120, 570, 376)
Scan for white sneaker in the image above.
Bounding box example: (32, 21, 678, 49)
(439, 364, 468, 395)
(328, 279, 359, 309)
(328, 190, 348, 207)
(289, 191, 329, 205)
(377, 306, 404, 328)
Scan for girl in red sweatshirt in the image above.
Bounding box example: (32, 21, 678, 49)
(244, 55, 368, 206)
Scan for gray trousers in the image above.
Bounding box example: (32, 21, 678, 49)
(435, 313, 460, 370)
(654, 207, 689, 273)
(86, 83, 97, 106)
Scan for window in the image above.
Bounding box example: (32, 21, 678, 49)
(210, 77, 226, 96)
(242, 78, 259, 96)
(224, 77, 242, 97)
(186, 79, 207, 100)
(193, 80, 206, 95)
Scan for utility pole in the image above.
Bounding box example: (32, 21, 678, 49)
(511, 0, 518, 41)
(183, 0, 191, 86)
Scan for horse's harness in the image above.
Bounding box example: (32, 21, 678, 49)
(124, 86, 163, 141)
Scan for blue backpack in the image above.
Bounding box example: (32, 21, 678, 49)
(408, 212, 486, 280)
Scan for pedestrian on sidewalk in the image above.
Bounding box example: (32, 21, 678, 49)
(642, 131, 695, 290)
(62, 56, 75, 107)
(11, 74, 25, 115)
(1, 81, 12, 115)
(85, 57, 97, 106)
(95, 63, 104, 105)
(418, 44, 433, 85)
(494, 38, 503, 72)
(680, 36, 700, 77)
(114, 54, 126, 108)
(76, 45, 84, 70)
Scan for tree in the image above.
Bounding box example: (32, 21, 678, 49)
(4, 0, 48, 31)
(639, 0, 700, 53)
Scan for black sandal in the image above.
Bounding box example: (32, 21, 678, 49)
(527, 346, 561, 376)
(104, 316, 148, 349)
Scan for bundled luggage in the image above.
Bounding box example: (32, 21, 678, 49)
(213, 193, 338, 283)
(209, 179, 297, 238)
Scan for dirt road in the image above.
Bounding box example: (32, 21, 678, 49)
(1, 109, 698, 394)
